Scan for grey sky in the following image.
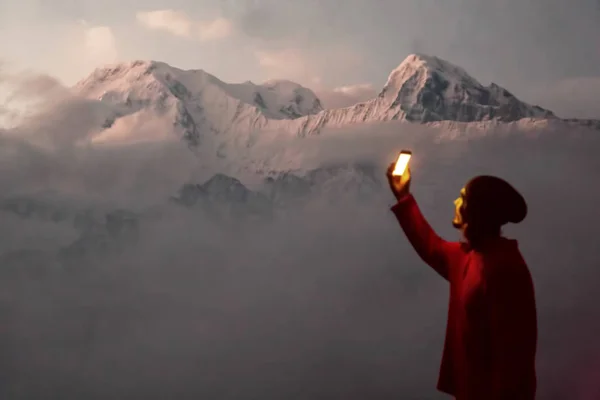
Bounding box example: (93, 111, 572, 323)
(1, 0, 599, 117)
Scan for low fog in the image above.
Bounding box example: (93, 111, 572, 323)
(1, 73, 599, 400)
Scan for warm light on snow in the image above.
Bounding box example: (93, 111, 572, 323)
(63, 53, 576, 148)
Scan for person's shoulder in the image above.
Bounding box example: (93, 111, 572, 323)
(446, 241, 471, 262)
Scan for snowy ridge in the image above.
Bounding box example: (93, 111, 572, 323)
(379, 54, 553, 121)
(258, 54, 558, 137)
(74, 60, 323, 145)
(76, 61, 323, 120)
(73, 54, 598, 147)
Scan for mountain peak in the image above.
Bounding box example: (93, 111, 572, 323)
(381, 54, 480, 102)
(375, 53, 553, 122)
(74, 59, 323, 122)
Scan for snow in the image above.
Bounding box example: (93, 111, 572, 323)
(226, 79, 323, 119)
(74, 59, 323, 146)
(380, 53, 481, 104)
(70, 54, 588, 150)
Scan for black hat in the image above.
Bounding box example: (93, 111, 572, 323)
(464, 175, 527, 226)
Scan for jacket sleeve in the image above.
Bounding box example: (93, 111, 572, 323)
(487, 263, 538, 399)
(390, 194, 457, 281)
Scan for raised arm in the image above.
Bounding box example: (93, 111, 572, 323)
(390, 194, 456, 280)
(385, 163, 459, 280)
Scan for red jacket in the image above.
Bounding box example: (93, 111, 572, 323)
(391, 194, 537, 400)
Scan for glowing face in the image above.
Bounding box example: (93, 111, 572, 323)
(452, 188, 467, 228)
(392, 153, 411, 176)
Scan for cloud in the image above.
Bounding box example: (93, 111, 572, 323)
(253, 46, 376, 108)
(0, 22, 119, 86)
(0, 69, 118, 151)
(83, 25, 118, 65)
(254, 46, 364, 88)
(254, 48, 321, 85)
(136, 10, 234, 42)
(136, 10, 193, 38)
(59, 21, 120, 81)
(0, 70, 71, 127)
(198, 17, 234, 41)
(0, 111, 599, 399)
(315, 83, 378, 109)
(5, 74, 66, 102)
(526, 77, 600, 119)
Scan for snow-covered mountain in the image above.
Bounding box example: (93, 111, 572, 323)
(74, 60, 323, 146)
(73, 53, 596, 147)
(377, 54, 553, 122)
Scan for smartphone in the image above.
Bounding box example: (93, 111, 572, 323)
(392, 150, 412, 176)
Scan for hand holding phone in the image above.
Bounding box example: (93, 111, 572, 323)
(392, 150, 412, 176)
(387, 150, 412, 201)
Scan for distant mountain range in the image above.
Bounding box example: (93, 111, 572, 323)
(73, 53, 599, 149)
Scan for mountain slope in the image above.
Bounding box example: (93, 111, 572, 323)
(378, 54, 553, 122)
(259, 54, 560, 137)
(73, 54, 596, 147)
(74, 60, 323, 146)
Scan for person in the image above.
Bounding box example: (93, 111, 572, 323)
(386, 163, 537, 400)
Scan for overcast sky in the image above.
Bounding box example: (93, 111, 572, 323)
(1, 0, 599, 118)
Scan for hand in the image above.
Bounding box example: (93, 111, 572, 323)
(386, 162, 411, 201)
